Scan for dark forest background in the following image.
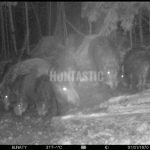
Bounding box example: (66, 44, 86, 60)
(0, 2, 150, 59)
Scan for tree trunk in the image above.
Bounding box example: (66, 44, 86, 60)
(8, 4, 17, 55)
(89, 20, 92, 34)
(31, 2, 42, 38)
(48, 2, 51, 35)
(0, 5, 6, 58)
(139, 10, 143, 46)
(25, 2, 30, 55)
(62, 3, 68, 39)
(130, 28, 133, 49)
(5, 6, 10, 58)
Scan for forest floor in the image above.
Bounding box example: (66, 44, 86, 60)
(0, 89, 150, 144)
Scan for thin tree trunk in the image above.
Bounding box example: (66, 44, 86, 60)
(133, 20, 136, 47)
(62, 3, 68, 39)
(3, 5, 7, 58)
(25, 2, 30, 55)
(149, 12, 150, 47)
(130, 28, 133, 49)
(31, 2, 42, 38)
(89, 20, 92, 34)
(8, 3, 17, 55)
(0, 5, 6, 58)
(54, 2, 60, 36)
(5, 7, 10, 58)
(139, 10, 143, 46)
(48, 2, 51, 35)
(149, 12, 150, 33)
(54, 2, 63, 42)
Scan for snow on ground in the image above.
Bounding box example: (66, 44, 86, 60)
(0, 89, 150, 144)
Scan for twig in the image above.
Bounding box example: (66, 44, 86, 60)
(64, 18, 85, 37)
